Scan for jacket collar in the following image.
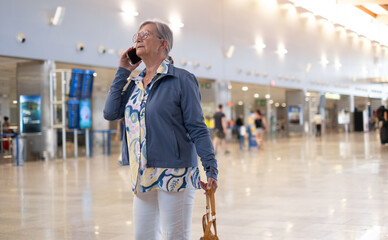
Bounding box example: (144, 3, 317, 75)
(129, 58, 174, 83)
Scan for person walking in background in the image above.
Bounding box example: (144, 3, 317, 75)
(313, 112, 323, 137)
(2, 116, 12, 152)
(103, 20, 218, 240)
(212, 104, 230, 154)
(2, 116, 10, 133)
(254, 110, 267, 149)
(377, 105, 386, 130)
(380, 107, 388, 144)
(235, 115, 245, 150)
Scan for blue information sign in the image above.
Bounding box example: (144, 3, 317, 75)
(69, 69, 84, 98)
(68, 99, 80, 129)
(81, 70, 94, 99)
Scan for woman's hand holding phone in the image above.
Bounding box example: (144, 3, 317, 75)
(119, 47, 141, 72)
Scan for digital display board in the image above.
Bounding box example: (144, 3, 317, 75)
(288, 105, 303, 125)
(68, 99, 80, 129)
(19, 95, 41, 134)
(79, 100, 91, 129)
(69, 69, 84, 98)
(81, 70, 94, 99)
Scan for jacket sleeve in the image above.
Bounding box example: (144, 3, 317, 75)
(103, 67, 131, 121)
(180, 73, 218, 180)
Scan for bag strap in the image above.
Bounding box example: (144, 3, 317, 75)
(209, 188, 216, 216)
(206, 187, 218, 237)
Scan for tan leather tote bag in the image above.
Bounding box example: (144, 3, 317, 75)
(200, 188, 219, 240)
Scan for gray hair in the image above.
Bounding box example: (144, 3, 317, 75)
(139, 20, 173, 56)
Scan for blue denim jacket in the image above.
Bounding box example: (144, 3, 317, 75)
(103, 66, 218, 180)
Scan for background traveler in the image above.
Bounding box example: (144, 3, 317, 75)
(2, 116, 13, 152)
(313, 112, 323, 137)
(212, 104, 230, 154)
(377, 105, 386, 129)
(235, 115, 245, 150)
(254, 110, 267, 149)
(380, 107, 388, 144)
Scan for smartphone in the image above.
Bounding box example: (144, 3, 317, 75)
(126, 48, 142, 64)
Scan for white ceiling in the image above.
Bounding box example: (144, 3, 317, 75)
(0, 0, 387, 100)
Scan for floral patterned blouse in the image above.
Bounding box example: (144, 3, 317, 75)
(125, 59, 201, 193)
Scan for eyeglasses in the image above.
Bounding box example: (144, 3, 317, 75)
(132, 31, 151, 43)
(132, 30, 164, 43)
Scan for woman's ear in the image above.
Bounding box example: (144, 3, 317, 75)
(160, 39, 168, 51)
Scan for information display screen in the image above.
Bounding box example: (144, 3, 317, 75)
(81, 70, 94, 99)
(79, 100, 91, 129)
(19, 95, 42, 134)
(69, 69, 84, 98)
(68, 99, 80, 129)
(288, 106, 303, 125)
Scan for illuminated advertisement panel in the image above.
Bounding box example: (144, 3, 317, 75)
(19, 95, 41, 134)
(79, 100, 91, 129)
(288, 105, 303, 125)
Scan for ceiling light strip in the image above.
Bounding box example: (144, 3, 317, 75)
(288, 0, 388, 46)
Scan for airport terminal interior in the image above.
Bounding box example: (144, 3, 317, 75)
(1, 0, 388, 239)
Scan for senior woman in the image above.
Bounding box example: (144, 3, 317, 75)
(103, 20, 218, 240)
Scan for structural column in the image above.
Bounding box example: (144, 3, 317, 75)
(285, 90, 306, 136)
(16, 60, 56, 160)
(215, 80, 231, 122)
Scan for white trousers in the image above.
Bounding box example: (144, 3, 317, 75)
(133, 183, 196, 240)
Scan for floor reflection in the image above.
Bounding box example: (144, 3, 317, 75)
(0, 132, 388, 239)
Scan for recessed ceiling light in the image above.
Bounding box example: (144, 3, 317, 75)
(334, 60, 342, 70)
(320, 57, 329, 67)
(224, 45, 235, 58)
(255, 39, 266, 52)
(169, 15, 184, 31)
(121, 3, 139, 16)
(242, 86, 248, 91)
(276, 46, 288, 56)
(305, 63, 312, 72)
(50, 6, 65, 26)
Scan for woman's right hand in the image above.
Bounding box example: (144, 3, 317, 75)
(199, 178, 218, 195)
(119, 47, 141, 71)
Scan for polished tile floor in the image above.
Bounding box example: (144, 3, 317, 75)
(1, 131, 388, 240)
